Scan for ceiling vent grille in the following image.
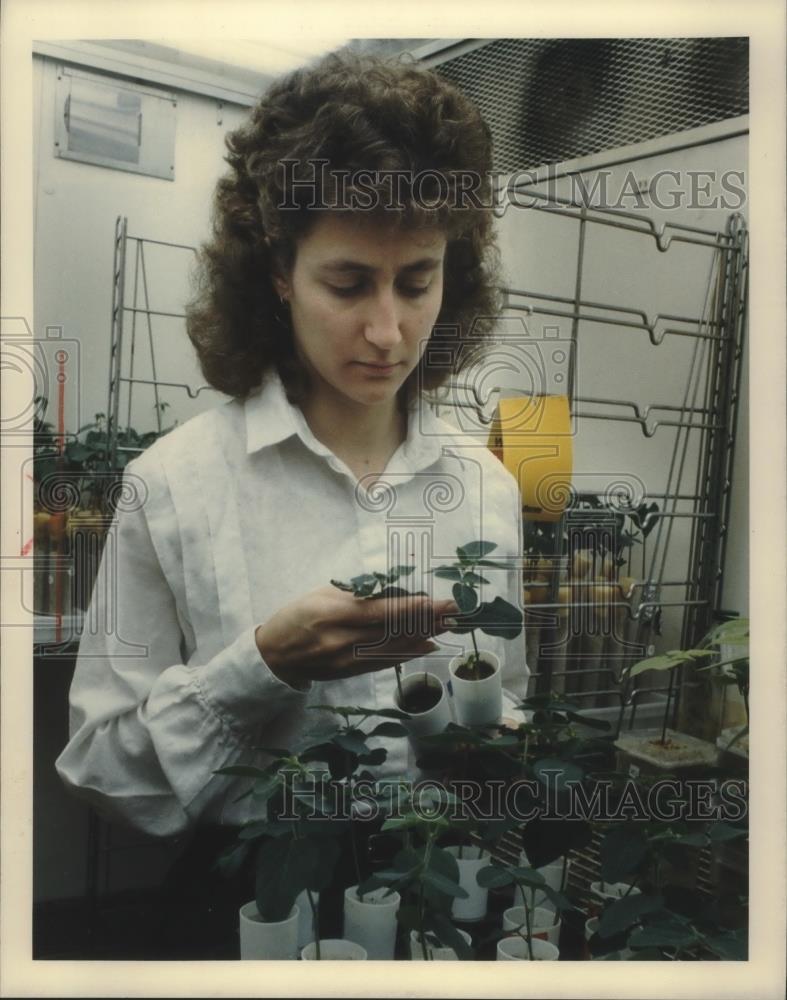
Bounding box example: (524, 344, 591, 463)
(434, 37, 748, 172)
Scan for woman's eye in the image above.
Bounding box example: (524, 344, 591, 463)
(328, 283, 364, 298)
(326, 282, 430, 299)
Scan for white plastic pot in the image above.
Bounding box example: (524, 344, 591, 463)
(445, 845, 491, 922)
(515, 853, 571, 914)
(239, 901, 299, 960)
(301, 938, 367, 960)
(496, 936, 559, 961)
(395, 672, 452, 749)
(448, 650, 502, 726)
(584, 916, 634, 960)
(343, 884, 400, 960)
(409, 928, 472, 961)
(295, 889, 319, 949)
(503, 905, 561, 947)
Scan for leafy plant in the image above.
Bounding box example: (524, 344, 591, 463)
(430, 540, 523, 680)
(621, 617, 749, 746)
(215, 704, 408, 951)
(361, 785, 474, 960)
(330, 564, 427, 707)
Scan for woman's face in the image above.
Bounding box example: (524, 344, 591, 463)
(274, 213, 446, 411)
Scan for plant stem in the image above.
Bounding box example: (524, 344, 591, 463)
(350, 807, 363, 901)
(661, 670, 675, 745)
(306, 889, 320, 959)
(522, 888, 534, 961)
(470, 629, 481, 680)
(395, 664, 405, 707)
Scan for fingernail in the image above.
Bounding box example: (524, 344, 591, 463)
(443, 617, 459, 629)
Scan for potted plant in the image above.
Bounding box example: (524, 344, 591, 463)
(430, 540, 523, 726)
(476, 860, 575, 960)
(32, 396, 174, 617)
(303, 704, 409, 960)
(217, 705, 405, 958)
(361, 785, 475, 961)
(330, 565, 453, 747)
(615, 618, 748, 777)
(587, 800, 748, 961)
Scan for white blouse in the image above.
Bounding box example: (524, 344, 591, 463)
(55, 370, 528, 836)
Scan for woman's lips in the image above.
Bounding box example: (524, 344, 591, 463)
(355, 361, 400, 375)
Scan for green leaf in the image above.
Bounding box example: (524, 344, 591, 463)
(600, 824, 649, 882)
(458, 541, 497, 559)
(422, 869, 469, 899)
(598, 893, 664, 938)
(253, 838, 314, 921)
(453, 582, 478, 612)
(389, 565, 415, 579)
(470, 596, 523, 639)
(367, 721, 409, 739)
(476, 865, 513, 889)
(430, 913, 474, 959)
(509, 866, 547, 889)
(625, 654, 684, 679)
(358, 747, 387, 766)
(432, 567, 463, 581)
(333, 731, 369, 755)
(463, 571, 490, 586)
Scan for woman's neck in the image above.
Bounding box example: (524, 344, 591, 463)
(300, 391, 407, 475)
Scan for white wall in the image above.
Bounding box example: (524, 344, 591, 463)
(33, 54, 252, 437)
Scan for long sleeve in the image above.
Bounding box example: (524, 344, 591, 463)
(499, 472, 529, 704)
(55, 485, 310, 837)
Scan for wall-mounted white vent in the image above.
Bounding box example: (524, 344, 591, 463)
(54, 65, 177, 181)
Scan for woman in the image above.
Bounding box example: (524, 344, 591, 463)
(55, 52, 526, 925)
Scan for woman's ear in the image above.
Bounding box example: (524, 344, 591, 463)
(270, 272, 291, 303)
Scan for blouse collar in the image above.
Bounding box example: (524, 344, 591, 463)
(243, 368, 449, 475)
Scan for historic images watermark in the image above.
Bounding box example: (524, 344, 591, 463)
(277, 159, 747, 214)
(279, 771, 748, 825)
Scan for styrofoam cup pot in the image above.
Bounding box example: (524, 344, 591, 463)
(295, 889, 319, 949)
(301, 939, 367, 960)
(497, 936, 560, 961)
(343, 885, 400, 960)
(239, 902, 299, 959)
(445, 845, 490, 922)
(503, 906, 561, 946)
(396, 673, 451, 746)
(409, 928, 472, 961)
(448, 652, 502, 726)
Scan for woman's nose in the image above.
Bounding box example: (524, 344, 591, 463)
(362, 289, 403, 350)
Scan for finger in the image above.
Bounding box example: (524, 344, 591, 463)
(337, 639, 440, 678)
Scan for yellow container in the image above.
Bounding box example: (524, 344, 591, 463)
(488, 395, 573, 521)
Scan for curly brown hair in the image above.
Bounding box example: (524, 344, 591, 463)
(186, 49, 502, 402)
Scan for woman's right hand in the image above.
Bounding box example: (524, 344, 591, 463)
(254, 585, 458, 688)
